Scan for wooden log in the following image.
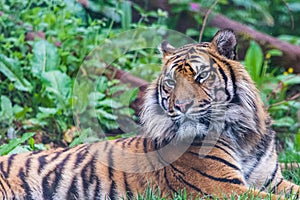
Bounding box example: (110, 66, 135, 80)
(131, 0, 300, 72)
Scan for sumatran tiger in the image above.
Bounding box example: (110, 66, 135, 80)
(0, 29, 299, 200)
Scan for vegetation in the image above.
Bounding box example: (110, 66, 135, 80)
(0, 0, 300, 198)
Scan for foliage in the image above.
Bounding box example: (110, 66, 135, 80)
(0, 0, 101, 147)
(243, 40, 300, 164)
(0, 0, 168, 152)
(169, 0, 300, 39)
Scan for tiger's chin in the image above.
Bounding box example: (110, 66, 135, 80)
(174, 119, 208, 142)
(141, 110, 209, 144)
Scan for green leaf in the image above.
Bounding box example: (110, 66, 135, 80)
(244, 41, 263, 82)
(41, 70, 72, 105)
(267, 49, 282, 57)
(28, 137, 35, 150)
(120, 1, 132, 29)
(38, 107, 58, 115)
(0, 95, 13, 123)
(0, 54, 32, 92)
(69, 131, 88, 147)
(282, 75, 300, 86)
(7, 146, 31, 155)
(72, 79, 93, 114)
(288, 2, 300, 12)
(31, 40, 59, 77)
(273, 117, 295, 127)
(97, 109, 118, 120)
(0, 132, 35, 156)
(97, 99, 123, 109)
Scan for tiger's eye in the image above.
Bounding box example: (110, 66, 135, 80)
(199, 72, 208, 78)
(164, 79, 176, 88)
(195, 71, 210, 83)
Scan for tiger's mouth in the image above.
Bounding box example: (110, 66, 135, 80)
(175, 112, 211, 130)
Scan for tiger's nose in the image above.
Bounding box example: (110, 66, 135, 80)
(174, 99, 194, 113)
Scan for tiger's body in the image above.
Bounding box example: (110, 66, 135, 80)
(0, 29, 299, 199)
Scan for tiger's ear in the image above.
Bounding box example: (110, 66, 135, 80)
(159, 40, 176, 58)
(211, 29, 237, 60)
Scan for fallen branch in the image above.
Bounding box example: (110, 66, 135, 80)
(106, 66, 149, 114)
(131, 0, 300, 72)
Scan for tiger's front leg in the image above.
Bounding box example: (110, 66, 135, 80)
(272, 179, 300, 199)
(210, 183, 284, 200)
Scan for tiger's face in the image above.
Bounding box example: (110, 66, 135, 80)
(159, 47, 230, 132)
(141, 29, 265, 143)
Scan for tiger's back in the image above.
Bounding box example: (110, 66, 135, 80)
(1, 29, 300, 199)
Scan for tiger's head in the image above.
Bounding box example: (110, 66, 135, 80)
(141, 29, 269, 145)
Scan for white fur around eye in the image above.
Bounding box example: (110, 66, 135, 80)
(195, 71, 210, 83)
(164, 78, 176, 88)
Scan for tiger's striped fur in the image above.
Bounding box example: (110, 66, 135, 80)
(0, 29, 299, 199)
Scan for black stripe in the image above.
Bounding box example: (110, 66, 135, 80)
(191, 167, 243, 185)
(124, 174, 133, 199)
(66, 176, 79, 200)
(103, 141, 109, 151)
(107, 147, 116, 199)
(223, 60, 239, 104)
(0, 175, 8, 199)
(202, 88, 212, 99)
(18, 158, 33, 200)
(171, 63, 183, 70)
(93, 177, 102, 200)
(175, 52, 188, 58)
(260, 162, 278, 191)
(38, 155, 47, 174)
(50, 152, 61, 162)
(74, 146, 90, 170)
(217, 139, 236, 154)
(155, 78, 160, 106)
(115, 138, 126, 143)
(143, 138, 148, 153)
(162, 83, 170, 94)
(188, 59, 204, 63)
(214, 144, 233, 159)
(127, 137, 136, 147)
(6, 154, 16, 177)
(189, 151, 240, 171)
(183, 62, 194, 72)
(42, 154, 71, 199)
(200, 143, 234, 159)
(208, 53, 239, 104)
(190, 55, 200, 59)
(53, 154, 71, 193)
(135, 137, 142, 149)
(177, 175, 206, 195)
(216, 65, 231, 101)
(108, 147, 114, 178)
(108, 181, 117, 200)
(285, 185, 297, 198)
(169, 164, 185, 176)
(244, 133, 272, 180)
(193, 48, 208, 55)
(270, 178, 283, 193)
(163, 168, 177, 193)
(81, 156, 96, 198)
(142, 138, 156, 171)
(29, 150, 42, 155)
(0, 162, 5, 178)
(188, 47, 196, 54)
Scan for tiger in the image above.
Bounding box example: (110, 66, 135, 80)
(0, 29, 299, 200)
